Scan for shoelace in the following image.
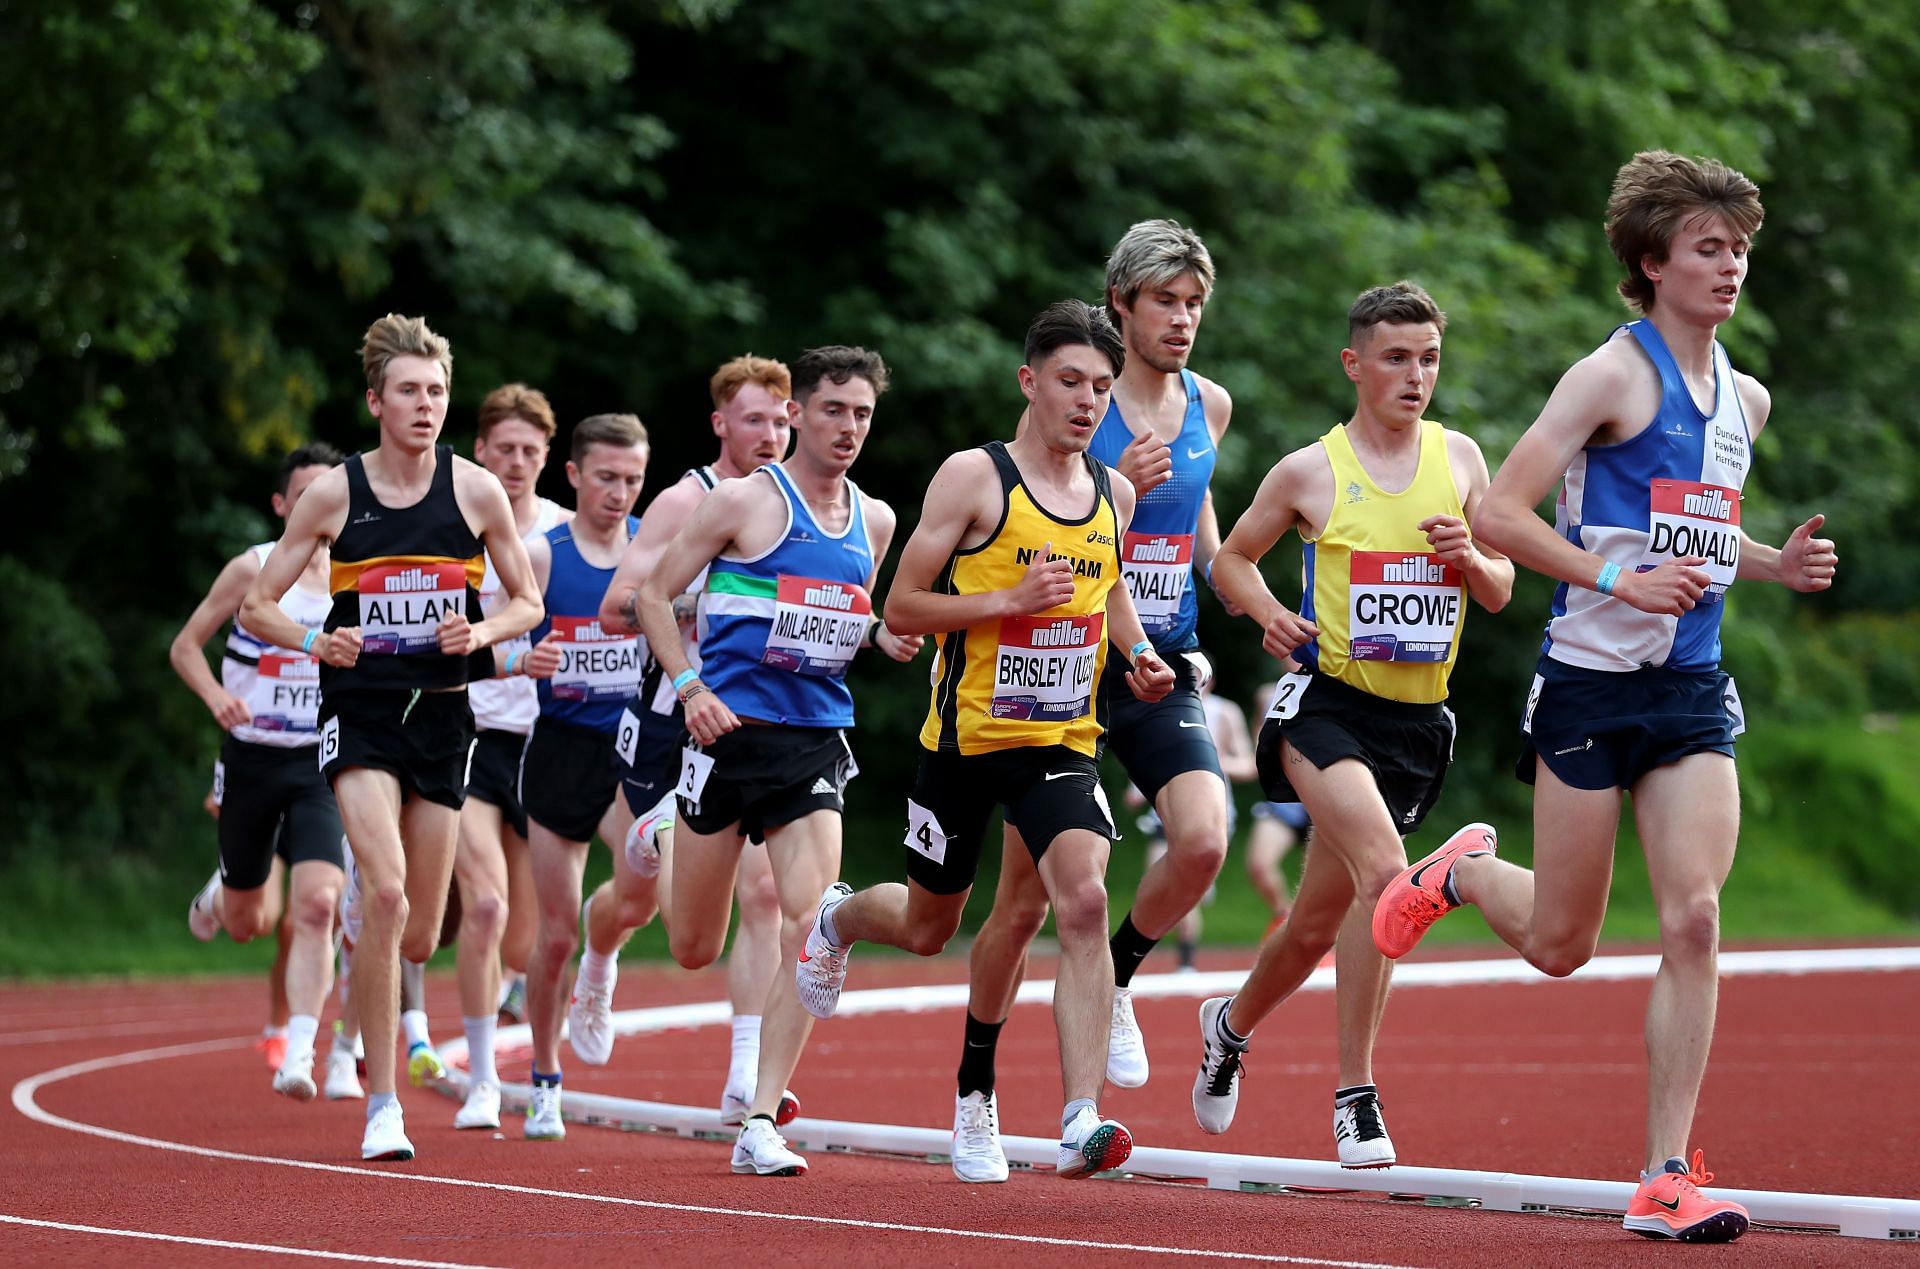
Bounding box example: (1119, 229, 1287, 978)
(1346, 1096, 1387, 1142)
(1203, 1043, 1245, 1097)
(957, 1101, 998, 1148)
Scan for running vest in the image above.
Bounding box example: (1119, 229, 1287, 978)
(534, 517, 644, 732)
(699, 464, 874, 728)
(1297, 421, 1468, 704)
(920, 442, 1122, 758)
(630, 466, 719, 726)
(1088, 369, 1214, 652)
(223, 543, 330, 747)
(470, 497, 567, 734)
(1542, 321, 1751, 672)
(324, 446, 485, 695)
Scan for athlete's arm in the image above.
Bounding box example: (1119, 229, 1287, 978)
(241, 468, 358, 667)
(1474, 349, 1710, 617)
(452, 461, 542, 657)
(1428, 430, 1514, 613)
(883, 451, 1076, 636)
(169, 551, 260, 730)
(637, 480, 760, 742)
(861, 496, 924, 663)
(1208, 696, 1258, 783)
(1192, 378, 1240, 612)
(1214, 450, 1320, 661)
(499, 534, 562, 678)
(1104, 476, 1174, 703)
(1722, 375, 1839, 590)
(599, 476, 702, 635)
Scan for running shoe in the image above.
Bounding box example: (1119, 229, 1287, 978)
(952, 1090, 1008, 1183)
(1623, 1150, 1750, 1242)
(256, 1031, 288, 1071)
(455, 1079, 502, 1131)
(1191, 996, 1247, 1135)
(496, 974, 527, 1025)
(525, 1084, 565, 1140)
(323, 1046, 364, 1101)
(1371, 822, 1497, 959)
(1334, 1091, 1396, 1168)
(187, 870, 222, 942)
(720, 1085, 801, 1127)
(272, 1048, 317, 1103)
(1106, 986, 1148, 1088)
(361, 1101, 415, 1162)
(623, 797, 673, 879)
(795, 882, 853, 1020)
(407, 1042, 447, 1087)
(731, 1117, 806, 1176)
(567, 976, 617, 1066)
(1056, 1105, 1132, 1179)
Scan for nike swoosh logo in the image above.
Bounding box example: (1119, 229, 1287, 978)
(1186, 447, 1211, 460)
(1406, 856, 1446, 890)
(1044, 772, 1080, 781)
(1651, 1194, 1683, 1212)
(798, 949, 813, 963)
(1177, 720, 1207, 729)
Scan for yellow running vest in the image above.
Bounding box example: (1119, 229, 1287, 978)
(1299, 421, 1467, 704)
(920, 442, 1122, 757)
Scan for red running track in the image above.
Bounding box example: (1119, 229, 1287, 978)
(4, 949, 1915, 1267)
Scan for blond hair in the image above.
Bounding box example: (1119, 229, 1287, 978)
(1105, 219, 1215, 331)
(477, 382, 556, 441)
(1606, 151, 1764, 315)
(360, 313, 453, 393)
(709, 355, 791, 409)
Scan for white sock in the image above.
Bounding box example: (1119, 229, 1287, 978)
(402, 1009, 431, 1050)
(263, 1023, 288, 1041)
(463, 1015, 498, 1085)
(285, 1015, 320, 1060)
(729, 1015, 762, 1092)
(577, 946, 618, 993)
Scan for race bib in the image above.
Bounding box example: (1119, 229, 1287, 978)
(211, 761, 226, 809)
(1121, 532, 1194, 636)
(317, 715, 341, 771)
(675, 745, 715, 803)
(1264, 670, 1311, 722)
(615, 707, 641, 766)
(1521, 672, 1545, 735)
(547, 616, 645, 702)
(357, 561, 468, 654)
(1723, 674, 1746, 738)
(1642, 480, 1740, 600)
(246, 649, 321, 733)
(991, 612, 1104, 722)
(1348, 551, 1463, 662)
(761, 575, 871, 678)
(904, 798, 948, 865)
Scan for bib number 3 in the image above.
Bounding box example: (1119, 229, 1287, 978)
(675, 745, 716, 803)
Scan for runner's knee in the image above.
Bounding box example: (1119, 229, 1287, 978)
(290, 884, 339, 936)
(1165, 820, 1229, 881)
(1050, 877, 1109, 945)
(461, 889, 508, 944)
(670, 925, 724, 971)
(1658, 891, 1721, 962)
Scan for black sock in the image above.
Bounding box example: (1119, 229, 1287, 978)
(748, 1112, 775, 1125)
(1110, 914, 1159, 988)
(1334, 1083, 1378, 1108)
(532, 1069, 561, 1088)
(1177, 938, 1197, 970)
(1216, 998, 1249, 1048)
(956, 1012, 1004, 1097)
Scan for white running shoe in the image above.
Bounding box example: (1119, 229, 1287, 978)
(340, 849, 363, 946)
(952, 1091, 1008, 1183)
(187, 870, 222, 942)
(1334, 1091, 1396, 1168)
(795, 882, 853, 1020)
(1106, 986, 1149, 1088)
(455, 1079, 502, 1130)
(623, 797, 673, 878)
(272, 1048, 317, 1103)
(324, 1047, 364, 1101)
(361, 1101, 414, 1161)
(1192, 996, 1247, 1135)
(731, 1118, 806, 1176)
(525, 1084, 565, 1140)
(720, 1084, 801, 1127)
(567, 976, 617, 1066)
(1056, 1105, 1132, 1179)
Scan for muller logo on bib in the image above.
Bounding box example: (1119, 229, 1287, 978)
(1681, 487, 1736, 521)
(383, 567, 445, 593)
(358, 560, 467, 653)
(802, 583, 857, 611)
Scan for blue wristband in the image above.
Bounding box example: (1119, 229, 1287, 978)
(302, 629, 318, 655)
(671, 668, 699, 693)
(1128, 639, 1152, 663)
(505, 650, 521, 675)
(1594, 561, 1622, 596)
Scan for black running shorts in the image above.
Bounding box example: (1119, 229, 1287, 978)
(465, 728, 529, 838)
(618, 697, 685, 817)
(1254, 671, 1455, 836)
(1518, 658, 1740, 791)
(215, 737, 345, 890)
(520, 715, 625, 844)
(318, 688, 476, 811)
(904, 745, 1118, 896)
(1100, 648, 1224, 802)
(676, 724, 853, 843)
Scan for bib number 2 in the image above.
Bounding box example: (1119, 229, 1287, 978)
(1264, 671, 1311, 722)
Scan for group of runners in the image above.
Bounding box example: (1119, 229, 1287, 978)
(171, 150, 1836, 1245)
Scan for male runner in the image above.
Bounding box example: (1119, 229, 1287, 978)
(451, 382, 569, 1130)
(1191, 282, 1512, 1171)
(790, 303, 1173, 1184)
(511, 413, 651, 1139)
(1373, 152, 1836, 1243)
(173, 443, 347, 1102)
(636, 346, 918, 1176)
(241, 314, 543, 1161)
(594, 355, 820, 1123)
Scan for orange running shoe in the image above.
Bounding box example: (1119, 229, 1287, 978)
(1623, 1150, 1750, 1242)
(256, 1032, 288, 1071)
(1371, 822, 1496, 959)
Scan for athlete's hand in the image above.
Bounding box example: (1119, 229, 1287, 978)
(1005, 542, 1077, 615)
(316, 627, 362, 668)
(521, 631, 564, 679)
(681, 686, 739, 745)
(436, 611, 480, 657)
(1118, 429, 1173, 497)
(1260, 606, 1318, 660)
(875, 624, 924, 662)
(1778, 514, 1837, 593)
(1612, 557, 1710, 615)
(202, 788, 221, 821)
(1418, 514, 1477, 570)
(1125, 648, 1175, 703)
(205, 687, 251, 731)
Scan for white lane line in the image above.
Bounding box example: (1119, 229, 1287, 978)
(11, 1040, 1420, 1269)
(0, 1213, 505, 1268)
(0, 1017, 245, 1047)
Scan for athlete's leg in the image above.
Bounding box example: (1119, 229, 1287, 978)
(267, 855, 292, 1029)
(499, 824, 536, 973)
(748, 809, 843, 1121)
(1633, 752, 1739, 1172)
(823, 876, 972, 955)
(1033, 827, 1113, 1105)
(454, 799, 511, 1027)
(968, 829, 1051, 1027)
(726, 840, 782, 1100)
(666, 819, 746, 971)
(332, 767, 408, 1096)
(525, 821, 590, 1075)
(1122, 769, 1230, 942)
(396, 796, 460, 966)
(1245, 816, 1296, 920)
(283, 859, 343, 1026)
(1332, 893, 1390, 1087)
(586, 798, 648, 957)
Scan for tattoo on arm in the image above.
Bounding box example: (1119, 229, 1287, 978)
(619, 592, 640, 629)
(671, 593, 697, 624)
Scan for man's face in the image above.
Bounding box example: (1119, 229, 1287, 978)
(713, 382, 794, 473)
(1112, 272, 1208, 375)
(272, 463, 332, 521)
(1647, 210, 1750, 326)
(566, 442, 649, 529)
(1018, 345, 1115, 455)
(1343, 322, 1441, 429)
(474, 417, 551, 503)
(793, 376, 876, 474)
(366, 354, 449, 449)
